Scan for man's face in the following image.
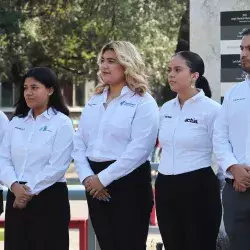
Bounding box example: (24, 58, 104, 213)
(240, 35, 250, 74)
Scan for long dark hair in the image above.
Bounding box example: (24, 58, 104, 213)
(13, 67, 69, 118)
(176, 51, 212, 98)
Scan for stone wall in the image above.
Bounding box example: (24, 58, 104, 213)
(190, 0, 250, 103)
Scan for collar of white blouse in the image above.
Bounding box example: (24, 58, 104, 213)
(24, 107, 56, 121)
(173, 89, 205, 109)
(102, 85, 134, 104)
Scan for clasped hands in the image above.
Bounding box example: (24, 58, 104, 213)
(11, 182, 33, 209)
(229, 164, 250, 192)
(83, 175, 111, 202)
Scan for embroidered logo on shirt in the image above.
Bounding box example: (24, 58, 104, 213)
(88, 103, 97, 106)
(233, 98, 245, 101)
(39, 126, 52, 132)
(164, 115, 172, 119)
(184, 118, 198, 124)
(15, 127, 25, 130)
(120, 101, 136, 107)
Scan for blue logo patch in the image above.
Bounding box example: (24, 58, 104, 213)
(120, 101, 136, 107)
(39, 126, 52, 132)
(15, 127, 25, 130)
(233, 98, 245, 102)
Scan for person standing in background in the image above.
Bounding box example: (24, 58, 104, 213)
(72, 41, 159, 250)
(213, 28, 250, 250)
(0, 67, 73, 250)
(156, 51, 222, 250)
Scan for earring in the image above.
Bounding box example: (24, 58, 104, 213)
(190, 81, 195, 88)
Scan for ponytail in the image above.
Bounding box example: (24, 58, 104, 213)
(196, 76, 212, 98)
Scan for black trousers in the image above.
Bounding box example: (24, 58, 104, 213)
(0, 190, 3, 215)
(223, 181, 250, 250)
(5, 182, 70, 250)
(86, 160, 153, 250)
(155, 167, 222, 250)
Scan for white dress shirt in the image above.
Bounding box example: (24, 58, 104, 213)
(0, 108, 74, 194)
(158, 90, 221, 175)
(0, 110, 9, 190)
(72, 86, 159, 187)
(213, 78, 250, 178)
(0, 110, 8, 143)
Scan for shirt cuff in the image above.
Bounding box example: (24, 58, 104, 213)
(24, 183, 38, 195)
(98, 168, 113, 188)
(221, 158, 238, 176)
(224, 171, 233, 179)
(5, 177, 18, 190)
(78, 168, 95, 184)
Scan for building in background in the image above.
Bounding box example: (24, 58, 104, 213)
(190, 0, 250, 103)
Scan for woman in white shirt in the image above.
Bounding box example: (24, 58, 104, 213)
(72, 41, 159, 250)
(156, 51, 222, 250)
(0, 67, 74, 250)
(0, 110, 8, 214)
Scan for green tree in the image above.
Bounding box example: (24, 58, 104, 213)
(0, 0, 188, 104)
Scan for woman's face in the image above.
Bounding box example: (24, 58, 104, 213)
(99, 49, 126, 85)
(168, 55, 196, 93)
(24, 77, 53, 110)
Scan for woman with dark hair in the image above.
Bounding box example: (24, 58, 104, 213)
(156, 51, 222, 250)
(0, 67, 73, 250)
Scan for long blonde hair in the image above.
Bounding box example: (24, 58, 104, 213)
(95, 41, 149, 96)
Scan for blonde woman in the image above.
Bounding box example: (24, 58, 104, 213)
(72, 41, 159, 250)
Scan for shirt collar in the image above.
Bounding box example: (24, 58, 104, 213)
(102, 85, 133, 102)
(174, 89, 205, 106)
(24, 107, 56, 121)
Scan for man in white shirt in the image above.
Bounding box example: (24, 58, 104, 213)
(213, 28, 250, 250)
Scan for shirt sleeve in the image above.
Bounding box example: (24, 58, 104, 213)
(98, 98, 159, 187)
(213, 91, 238, 177)
(207, 103, 221, 140)
(0, 111, 9, 188)
(0, 119, 18, 188)
(71, 111, 94, 183)
(26, 122, 74, 194)
(0, 111, 9, 143)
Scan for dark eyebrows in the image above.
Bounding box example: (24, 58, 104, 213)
(24, 83, 38, 87)
(172, 66, 185, 70)
(240, 45, 250, 50)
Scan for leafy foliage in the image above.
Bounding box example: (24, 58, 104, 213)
(0, 0, 188, 103)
